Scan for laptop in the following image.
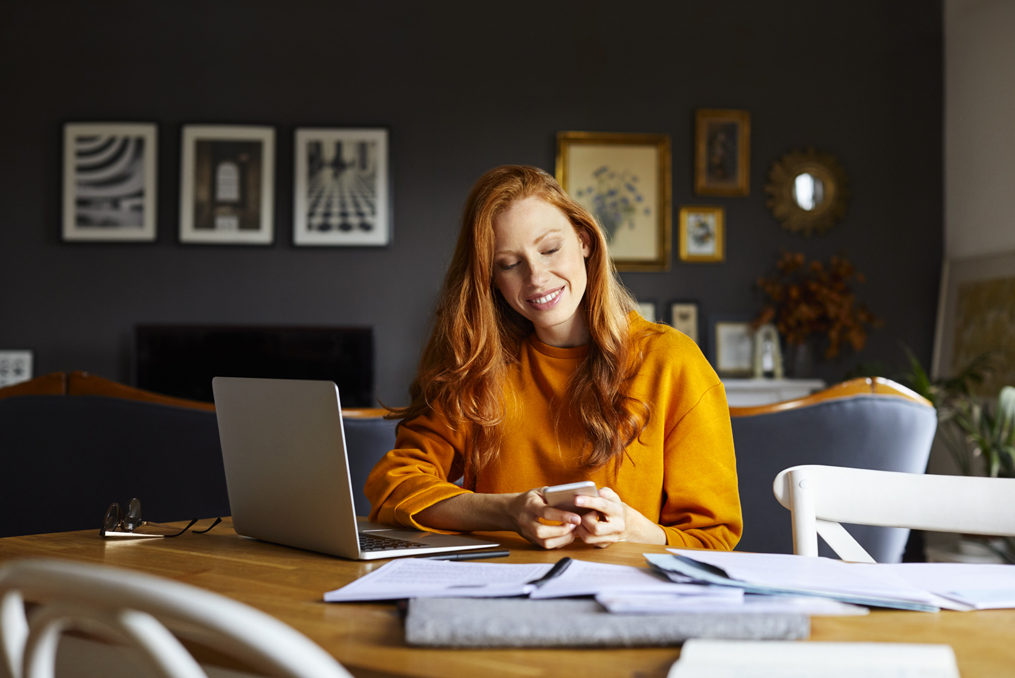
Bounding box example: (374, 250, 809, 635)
(212, 376, 499, 560)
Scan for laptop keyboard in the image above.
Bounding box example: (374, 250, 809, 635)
(359, 533, 430, 552)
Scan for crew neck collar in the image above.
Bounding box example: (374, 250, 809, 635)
(527, 334, 590, 359)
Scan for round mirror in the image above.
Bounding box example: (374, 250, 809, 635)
(793, 172, 824, 211)
(765, 148, 848, 235)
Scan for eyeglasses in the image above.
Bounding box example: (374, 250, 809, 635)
(100, 498, 221, 539)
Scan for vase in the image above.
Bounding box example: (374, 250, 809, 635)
(786, 341, 814, 379)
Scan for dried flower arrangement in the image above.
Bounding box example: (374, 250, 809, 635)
(754, 252, 880, 359)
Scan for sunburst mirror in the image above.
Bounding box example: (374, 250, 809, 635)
(764, 148, 849, 236)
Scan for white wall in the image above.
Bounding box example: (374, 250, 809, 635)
(945, 0, 1015, 259)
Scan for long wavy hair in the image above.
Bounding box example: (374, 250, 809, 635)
(391, 165, 651, 477)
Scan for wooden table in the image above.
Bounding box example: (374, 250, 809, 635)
(2, 520, 1014, 678)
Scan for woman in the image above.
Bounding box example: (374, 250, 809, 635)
(365, 165, 741, 550)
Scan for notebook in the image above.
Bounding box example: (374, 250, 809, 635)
(212, 376, 499, 560)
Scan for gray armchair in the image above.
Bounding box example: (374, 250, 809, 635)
(730, 378, 937, 563)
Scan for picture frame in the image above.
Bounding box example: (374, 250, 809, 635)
(636, 301, 657, 323)
(711, 317, 755, 377)
(932, 250, 1015, 396)
(0, 350, 33, 388)
(678, 206, 725, 263)
(179, 125, 275, 245)
(694, 109, 750, 197)
(556, 131, 671, 272)
(670, 302, 700, 345)
(293, 128, 390, 246)
(62, 123, 157, 242)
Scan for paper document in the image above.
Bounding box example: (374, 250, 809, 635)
(877, 562, 1015, 610)
(325, 556, 742, 603)
(528, 559, 726, 599)
(324, 559, 552, 602)
(597, 593, 866, 616)
(673, 550, 934, 602)
(647, 551, 940, 612)
(668, 640, 959, 678)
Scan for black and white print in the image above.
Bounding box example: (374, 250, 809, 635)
(179, 126, 275, 245)
(294, 129, 389, 246)
(62, 123, 157, 241)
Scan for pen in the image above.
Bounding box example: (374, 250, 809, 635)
(420, 549, 511, 561)
(524, 556, 573, 588)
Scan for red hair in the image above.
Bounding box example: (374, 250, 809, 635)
(391, 165, 651, 477)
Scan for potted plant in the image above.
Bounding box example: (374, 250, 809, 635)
(900, 349, 1015, 562)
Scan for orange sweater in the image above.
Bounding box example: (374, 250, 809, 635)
(365, 315, 742, 549)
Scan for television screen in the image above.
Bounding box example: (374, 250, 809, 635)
(134, 325, 374, 407)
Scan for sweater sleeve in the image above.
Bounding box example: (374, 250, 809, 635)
(659, 382, 743, 550)
(363, 410, 473, 533)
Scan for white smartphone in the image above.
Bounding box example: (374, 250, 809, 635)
(542, 481, 599, 515)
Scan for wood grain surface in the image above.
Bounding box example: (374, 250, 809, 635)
(2, 520, 1013, 677)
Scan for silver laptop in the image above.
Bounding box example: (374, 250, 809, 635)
(212, 376, 499, 560)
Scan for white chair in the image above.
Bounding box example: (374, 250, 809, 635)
(773, 465, 1015, 563)
(0, 559, 352, 678)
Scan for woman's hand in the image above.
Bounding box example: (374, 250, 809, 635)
(506, 489, 582, 550)
(571, 487, 667, 547)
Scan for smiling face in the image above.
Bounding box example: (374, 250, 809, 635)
(492, 196, 591, 348)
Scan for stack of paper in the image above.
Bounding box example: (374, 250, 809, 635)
(651, 549, 1015, 612)
(597, 593, 867, 616)
(324, 559, 552, 602)
(527, 560, 732, 599)
(668, 640, 960, 678)
(324, 557, 733, 603)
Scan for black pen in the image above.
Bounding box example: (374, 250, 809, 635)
(420, 549, 511, 561)
(524, 556, 573, 588)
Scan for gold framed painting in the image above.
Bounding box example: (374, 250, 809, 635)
(932, 250, 1015, 396)
(556, 131, 671, 272)
(694, 109, 750, 197)
(678, 206, 725, 263)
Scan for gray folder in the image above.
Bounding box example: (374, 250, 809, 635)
(404, 598, 809, 648)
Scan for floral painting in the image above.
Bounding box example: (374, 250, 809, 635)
(556, 132, 671, 271)
(574, 166, 648, 243)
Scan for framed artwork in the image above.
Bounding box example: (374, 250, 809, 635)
(293, 128, 390, 246)
(694, 109, 750, 197)
(0, 350, 33, 387)
(62, 123, 157, 241)
(636, 301, 657, 323)
(711, 318, 754, 377)
(932, 250, 1015, 396)
(179, 125, 275, 245)
(670, 302, 700, 345)
(556, 131, 671, 272)
(678, 206, 725, 263)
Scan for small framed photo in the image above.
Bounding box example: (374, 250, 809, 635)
(293, 128, 390, 246)
(557, 131, 671, 272)
(712, 319, 754, 376)
(636, 301, 657, 323)
(62, 123, 157, 241)
(670, 302, 700, 344)
(678, 206, 725, 263)
(179, 125, 275, 245)
(0, 350, 33, 387)
(694, 109, 750, 197)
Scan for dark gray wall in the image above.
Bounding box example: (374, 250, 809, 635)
(0, 1, 943, 406)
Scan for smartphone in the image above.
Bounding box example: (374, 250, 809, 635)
(543, 481, 599, 515)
